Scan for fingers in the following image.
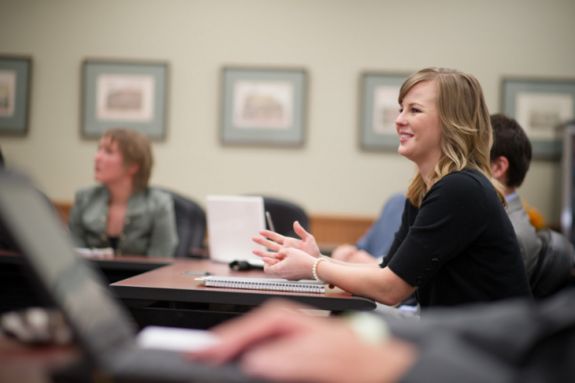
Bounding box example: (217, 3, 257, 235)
(252, 236, 282, 252)
(259, 229, 286, 245)
(283, 237, 303, 249)
(252, 248, 285, 260)
(255, 227, 310, 253)
(293, 221, 312, 241)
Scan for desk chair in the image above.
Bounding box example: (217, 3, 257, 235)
(156, 188, 206, 258)
(256, 196, 310, 237)
(531, 229, 575, 298)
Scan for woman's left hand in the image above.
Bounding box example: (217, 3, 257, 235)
(253, 246, 316, 280)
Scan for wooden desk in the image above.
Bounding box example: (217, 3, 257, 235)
(91, 255, 172, 283)
(0, 250, 172, 279)
(111, 260, 376, 329)
(1, 251, 375, 330)
(0, 336, 79, 383)
(0, 252, 171, 314)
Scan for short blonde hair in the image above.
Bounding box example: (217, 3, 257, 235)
(102, 128, 153, 191)
(399, 67, 500, 206)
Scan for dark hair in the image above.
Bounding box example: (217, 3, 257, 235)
(490, 114, 532, 188)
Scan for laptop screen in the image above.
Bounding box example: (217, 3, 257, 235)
(0, 172, 136, 361)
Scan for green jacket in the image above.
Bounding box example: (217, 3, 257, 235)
(69, 186, 178, 257)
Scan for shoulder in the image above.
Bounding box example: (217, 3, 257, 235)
(437, 168, 489, 188)
(143, 188, 175, 210)
(423, 169, 499, 211)
(74, 185, 106, 205)
(432, 169, 492, 197)
(506, 194, 524, 214)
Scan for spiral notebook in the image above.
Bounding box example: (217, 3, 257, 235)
(197, 276, 326, 294)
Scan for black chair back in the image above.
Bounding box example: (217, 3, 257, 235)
(157, 188, 206, 258)
(260, 196, 310, 238)
(531, 229, 575, 298)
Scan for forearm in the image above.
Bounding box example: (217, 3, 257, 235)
(331, 245, 378, 264)
(328, 256, 381, 268)
(316, 259, 412, 305)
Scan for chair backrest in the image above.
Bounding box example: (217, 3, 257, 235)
(257, 196, 310, 237)
(156, 188, 206, 258)
(530, 229, 575, 298)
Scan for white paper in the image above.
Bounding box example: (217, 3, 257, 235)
(206, 195, 266, 263)
(137, 326, 219, 352)
(75, 247, 114, 259)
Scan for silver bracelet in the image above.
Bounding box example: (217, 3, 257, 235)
(312, 257, 326, 282)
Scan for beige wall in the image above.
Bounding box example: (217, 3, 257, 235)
(1, 0, 574, 223)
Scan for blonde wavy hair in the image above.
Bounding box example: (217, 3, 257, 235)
(400, 67, 503, 207)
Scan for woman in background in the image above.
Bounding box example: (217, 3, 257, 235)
(69, 128, 177, 257)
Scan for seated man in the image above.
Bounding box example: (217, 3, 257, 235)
(490, 114, 541, 277)
(331, 193, 405, 264)
(490, 114, 573, 295)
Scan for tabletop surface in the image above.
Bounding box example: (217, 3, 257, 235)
(111, 259, 377, 311)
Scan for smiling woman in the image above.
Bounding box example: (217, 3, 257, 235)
(396, 80, 442, 179)
(253, 67, 532, 310)
(68, 128, 178, 257)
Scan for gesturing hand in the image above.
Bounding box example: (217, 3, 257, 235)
(253, 221, 321, 258)
(257, 247, 317, 280)
(252, 221, 322, 280)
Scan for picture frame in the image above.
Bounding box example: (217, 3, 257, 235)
(359, 71, 409, 151)
(220, 66, 307, 147)
(501, 77, 575, 160)
(81, 59, 168, 140)
(0, 55, 32, 136)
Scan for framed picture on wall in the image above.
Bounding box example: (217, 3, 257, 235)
(359, 71, 409, 151)
(220, 66, 307, 147)
(501, 77, 575, 160)
(0, 55, 32, 136)
(81, 59, 168, 140)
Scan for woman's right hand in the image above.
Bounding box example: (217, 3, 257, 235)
(253, 221, 321, 259)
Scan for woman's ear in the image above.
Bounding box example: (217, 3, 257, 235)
(126, 163, 140, 177)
